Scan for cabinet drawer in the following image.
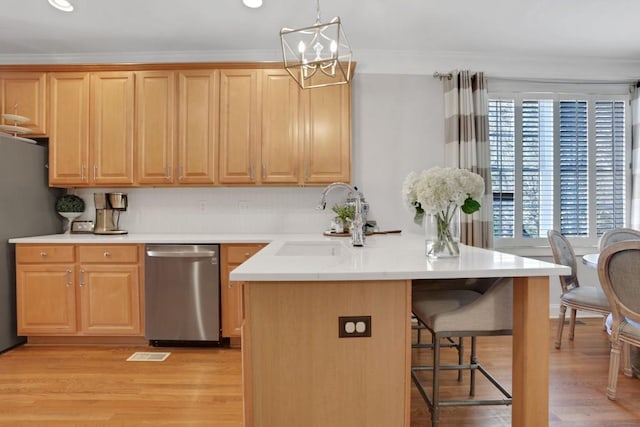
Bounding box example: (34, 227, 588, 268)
(225, 244, 265, 264)
(78, 245, 139, 263)
(16, 245, 75, 263)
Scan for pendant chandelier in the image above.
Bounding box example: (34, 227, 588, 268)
(280, 0, 352, 89)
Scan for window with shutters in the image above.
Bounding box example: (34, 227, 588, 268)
(488, 86, 630, 248)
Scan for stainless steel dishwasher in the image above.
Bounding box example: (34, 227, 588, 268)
(145, 244, 220, 344)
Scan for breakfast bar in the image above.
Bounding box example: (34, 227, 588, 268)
(231, 234, 570, 427)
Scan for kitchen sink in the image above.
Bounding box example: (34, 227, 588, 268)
(275, 241, 344, 256)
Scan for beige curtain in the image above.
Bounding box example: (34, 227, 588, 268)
(443, 70, 493, 249)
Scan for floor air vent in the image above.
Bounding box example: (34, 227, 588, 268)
(126, 352, 171, 362)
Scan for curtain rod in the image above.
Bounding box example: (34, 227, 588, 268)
(433, 72, 452, 80)
(432, 71, 633, 86)
(489, 76, 634, 86)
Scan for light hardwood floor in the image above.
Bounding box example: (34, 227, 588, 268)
(0, 319, 638, 426)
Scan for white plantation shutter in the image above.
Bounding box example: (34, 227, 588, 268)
(522, 100, 554, 238)
(488, 99, 515, 238)
(559, 100, 588, 236)
(594, 100, 626, 234)
(488, 89, 630, 247)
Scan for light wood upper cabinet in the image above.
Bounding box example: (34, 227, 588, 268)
(219, 69, 260, 184)
(302, 83, 351, 184)
(177, 70, 218, 185)
(42, 63, 351, 188)
(48, 72, 90, 186)
(260, 69, 301, 184)
(219, 68, 350, 186)
(90, 72, 135, 186)
(48, 71, 134, 187)
(0, 72, 47, 135)
(135, 71, 176, 185)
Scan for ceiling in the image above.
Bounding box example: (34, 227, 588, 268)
(2, 0, 640, 70)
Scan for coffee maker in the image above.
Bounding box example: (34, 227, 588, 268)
(94, 192, 128, 235)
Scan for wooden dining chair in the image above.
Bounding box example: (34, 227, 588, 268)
(597, 240, 640, 400)
(599, 228, 640, 252)
(547, 230, 611, 349)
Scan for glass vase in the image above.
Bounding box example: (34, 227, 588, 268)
(424, 209, 460, 258)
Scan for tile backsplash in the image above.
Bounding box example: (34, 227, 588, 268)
(73, 187, 344, 234)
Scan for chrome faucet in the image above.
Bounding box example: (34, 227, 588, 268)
(317, 182, 365, 247)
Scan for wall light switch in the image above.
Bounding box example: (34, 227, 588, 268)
(338, 316, 371, 338)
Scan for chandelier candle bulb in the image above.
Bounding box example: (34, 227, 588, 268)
(280, 0, 352, 89)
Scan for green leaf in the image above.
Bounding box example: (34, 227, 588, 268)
(461, 197, 481, 214)
(413, 204, 425, 225)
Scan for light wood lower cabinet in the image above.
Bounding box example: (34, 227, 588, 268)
(16, 244, 143, 337)
(17, 263, 77, 334)
(220, 244, 265, 340)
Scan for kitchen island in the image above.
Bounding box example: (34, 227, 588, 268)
(231, 234, 570, 427)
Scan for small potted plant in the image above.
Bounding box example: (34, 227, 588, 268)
(55, 194, 85, 234)
(332, 203, 355, 233)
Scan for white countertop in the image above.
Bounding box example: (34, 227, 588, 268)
(10, 232, 570, 281)
(8, 232, 286, 244)
(230, 233, 571, 281)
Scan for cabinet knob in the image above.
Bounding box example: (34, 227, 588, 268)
(79, 269, 85, 286)
(66, 269, 72, 287)
(39, 251, 47, 257)
(244, 252, 250, 259)
(103, 251, 111, 257)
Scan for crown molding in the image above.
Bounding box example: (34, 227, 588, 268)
(0, 48, 637, 80)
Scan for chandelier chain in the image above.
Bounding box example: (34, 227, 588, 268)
(315, 0, 322, 24)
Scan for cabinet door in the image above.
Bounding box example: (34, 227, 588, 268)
(260, 69, 300, 184)
(302, 83, 351, 184)
(135, 71, 176, 185)
(221, 244, 264, 338)
(48, 72, 90, 186)
(90, 72, 135, 186)
(78, 264, 141, 335)
(219, 69, 259, 184)
(16, 264, 76, 334)
(177, 70, 218, 184)
(0, 72, 47, 135)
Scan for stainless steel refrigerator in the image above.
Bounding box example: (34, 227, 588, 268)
(0, 135, 62, 353)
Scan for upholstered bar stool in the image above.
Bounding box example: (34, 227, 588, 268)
(411, 277, 513, 427)
(411, 279, 491, 379)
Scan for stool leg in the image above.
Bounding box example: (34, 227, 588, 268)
(469, 336, 477, 397)
(457, 337, 464, 381)
(432, 334, 441, 427)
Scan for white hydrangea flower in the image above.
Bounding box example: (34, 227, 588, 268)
(402, 167, 484, 219)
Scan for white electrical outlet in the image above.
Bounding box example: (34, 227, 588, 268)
(198, 200, 207, 212)
(238, 200, 249, 210)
